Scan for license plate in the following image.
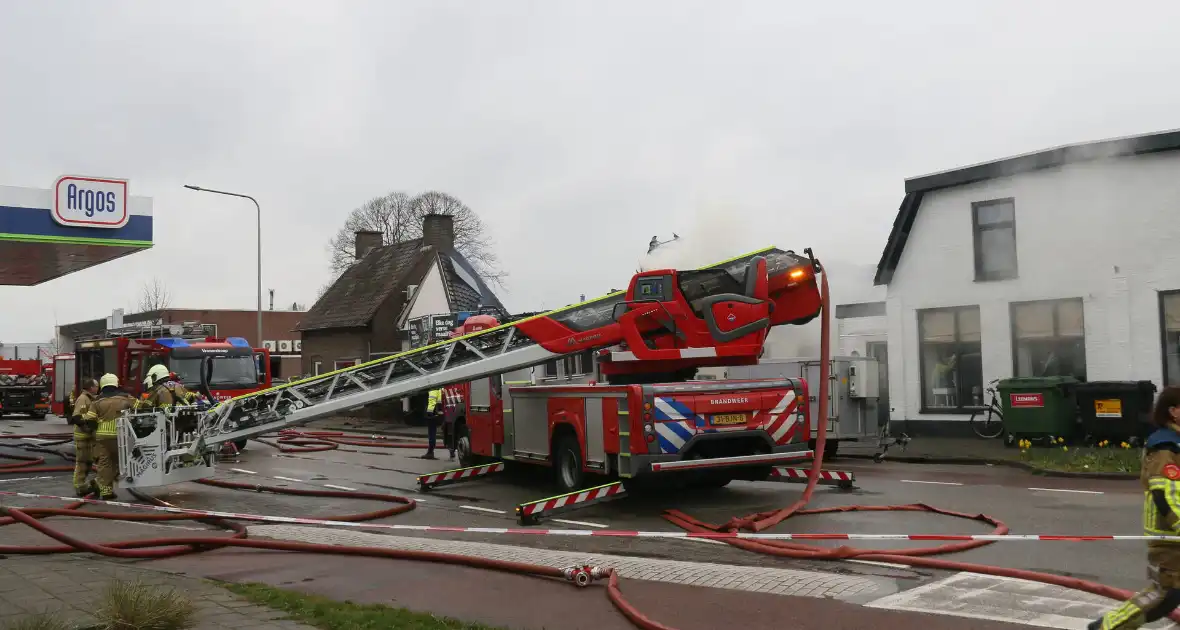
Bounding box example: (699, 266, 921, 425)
(712, 413, 747, 426)
(1095, 399, 1122, 418)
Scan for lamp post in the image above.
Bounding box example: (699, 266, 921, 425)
(183, 185, 263, 348)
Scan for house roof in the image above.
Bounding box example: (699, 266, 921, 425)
(874, 128, 1180, 286)
(299, 240, 506, 333)
(298, 239, 425, 331)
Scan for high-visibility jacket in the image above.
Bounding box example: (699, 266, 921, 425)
(83, 389, 136, 438)
(71, 390, 95, 438)
(135, 380, 198, 411)
(427, 389, 443, 413)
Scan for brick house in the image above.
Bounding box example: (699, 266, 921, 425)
(297, 214, 504, 378)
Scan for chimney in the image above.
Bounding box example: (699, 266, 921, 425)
(421, 214, 455, 251)
(354, 230, 383, 259)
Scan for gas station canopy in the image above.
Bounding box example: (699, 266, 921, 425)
(0, 177, 153, 285)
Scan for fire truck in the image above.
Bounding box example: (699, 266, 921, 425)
(111, 246, 826, 491)
(0, 359, 51, 419)
(71, 322, 271, 449)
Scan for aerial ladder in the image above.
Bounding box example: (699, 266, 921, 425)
(116, 246, 825, 489)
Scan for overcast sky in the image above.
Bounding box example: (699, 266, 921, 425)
(2, 1, 1179, 343)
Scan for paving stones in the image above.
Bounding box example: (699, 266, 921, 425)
(0, 555, 316, 629)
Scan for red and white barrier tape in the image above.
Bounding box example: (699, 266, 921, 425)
(0, 489, 1171, 542)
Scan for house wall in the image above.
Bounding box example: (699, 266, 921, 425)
(300, 328, 370, 375)
(402, 261, 450, 323)
(886, 151, 1180, 433)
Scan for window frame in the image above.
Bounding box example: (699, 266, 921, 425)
(1009, 297, 1087, 380)
(1160, 290, 1180, 386)
(971, 198, 1019, 282)
(917, 305, 983, 415)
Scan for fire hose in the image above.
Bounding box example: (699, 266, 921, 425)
(0, 267, 1163, 628)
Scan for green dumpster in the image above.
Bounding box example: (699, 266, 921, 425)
(997, 376, 1080, 444)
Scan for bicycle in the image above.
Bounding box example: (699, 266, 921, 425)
(970, 379, 1005, 439)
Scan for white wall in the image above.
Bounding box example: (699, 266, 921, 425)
(886, 151, 1180, 424)
(839, 315, 886, 357)
(401, 261, 449, 323)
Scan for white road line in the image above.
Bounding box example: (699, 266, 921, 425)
(1029, 487, 1104, 495)
(273, 476, 305, 483)
(551, 518, 609, 529)
(846, 559, 915, 570)
(459, 505, 506, 515)
(323, 484, 356, 492)
(230, 468, 257, 475)
(22, 438, 52, 444)
(0, 476, 57, 484)
(900, 480, 963, 486)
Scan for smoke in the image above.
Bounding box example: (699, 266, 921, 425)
(638, 207, 754, 272)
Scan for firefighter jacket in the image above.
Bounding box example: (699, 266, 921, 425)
(136, 380, 198, 411)
(83, 389, 137, 439)
(427, 389, 442, 414)
(71, 390, 95, 436)
(1143, 425, 1180, 541)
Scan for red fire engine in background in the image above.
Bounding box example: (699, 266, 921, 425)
(0, 359, 51, 419)
(440, 251, 823, 491)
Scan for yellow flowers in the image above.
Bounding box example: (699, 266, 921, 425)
(1121, 441, 1131, 449)
(1018, 438, 1032, 450)
(1096, 439, 1132, 449)
(1056, 437, 1065, 444)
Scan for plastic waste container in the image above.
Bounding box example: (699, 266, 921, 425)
(997, 376, 1079, 444)
(1074, 380, 1158, 445)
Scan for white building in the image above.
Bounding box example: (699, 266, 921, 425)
(874, 128, 1180, 435)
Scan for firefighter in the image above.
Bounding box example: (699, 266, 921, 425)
(69, 378, 99, 497)
(1089, 386, 1180, 629)
(420, 388, 444, 460)
(82, 373, 136, 500)
(136, 364, 199, 410)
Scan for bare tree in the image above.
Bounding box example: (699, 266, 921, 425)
(138, 277, 172, 313)
(326, 190, 505, 288)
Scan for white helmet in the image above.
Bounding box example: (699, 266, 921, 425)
(144, 364, 170, 388)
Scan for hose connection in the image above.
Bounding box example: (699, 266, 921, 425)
(561, 565, 609, 587)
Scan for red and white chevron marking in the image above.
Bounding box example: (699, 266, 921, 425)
(418, 462, 504, 487)
(770, 467, 854, 483)
(519, 483, 624, 517)
(0, 489, 1169, 541)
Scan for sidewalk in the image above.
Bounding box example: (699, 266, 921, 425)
(0, 555, 314, 630)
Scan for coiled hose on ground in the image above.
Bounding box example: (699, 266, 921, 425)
(0, 270, 1165, 628)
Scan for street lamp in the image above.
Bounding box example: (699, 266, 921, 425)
(183, 185, 263, 348)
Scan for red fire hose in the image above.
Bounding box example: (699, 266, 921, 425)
(0, 266, 1161, 628)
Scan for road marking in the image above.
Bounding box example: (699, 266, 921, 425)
(0, 476, 57, 484)
(1029, 487, 1104, 495)
(900, 480, 963, 486)
(866, 571, 1167, 629)
(230, 468, 257, 475)
(459, 505, 506, 515)
(551, 518, 609, 528)
(22, 438, 52, 444)
(845, 559, 915, 570)
(273, 476, 304, 483)
(323, 484, 356, 492)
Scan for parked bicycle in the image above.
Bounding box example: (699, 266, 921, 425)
(970, 379, 1005, 439)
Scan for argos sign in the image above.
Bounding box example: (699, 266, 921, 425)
(52, 175, 129, 228)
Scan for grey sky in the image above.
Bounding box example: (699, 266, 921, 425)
(2, 1, 1179, 342)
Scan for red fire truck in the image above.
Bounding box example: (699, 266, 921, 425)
(0, 359, 51, 419)
(441, 252, 821, 491)
(71, 323, 272, 447)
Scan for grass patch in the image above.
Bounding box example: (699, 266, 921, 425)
(1, 614, 70, 630)
(97, 578, 196, 630)
(1017, 439, 1141, 473)
(222, 582, 504, 630)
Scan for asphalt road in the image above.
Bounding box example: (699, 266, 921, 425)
(0, 415, 1154, 629)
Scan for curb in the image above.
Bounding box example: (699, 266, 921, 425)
(845, 453, 1137, 480)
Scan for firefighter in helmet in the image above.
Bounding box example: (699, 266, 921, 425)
(135, 364, 199, 411)
(69, 378, 100, 497)
(1090, 386, 1180, 629)
(82, 373, 136, 500)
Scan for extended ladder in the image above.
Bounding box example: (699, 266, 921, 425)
(179, 246, 813, 457)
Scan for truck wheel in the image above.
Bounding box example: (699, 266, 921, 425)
(456, 424, 478, 467)
(553, 434, 585, 493)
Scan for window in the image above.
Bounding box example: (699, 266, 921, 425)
(918, 306, 984, 412)
(543, 360, 558, 378)
(577, 350, 595, 375)
(334, 359, 359, 371)
(972, 199, 1018, 281)
(1011, 299, 1086, 380)
(1161, 292, 1180, 386)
